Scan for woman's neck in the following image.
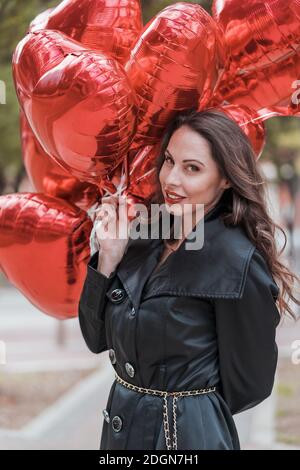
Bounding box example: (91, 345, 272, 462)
(165, 193, 224, 246)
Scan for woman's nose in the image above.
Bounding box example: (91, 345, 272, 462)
(165, 166, 181, 186)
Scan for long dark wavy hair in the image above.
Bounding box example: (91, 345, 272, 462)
(154, 108, 300, 321)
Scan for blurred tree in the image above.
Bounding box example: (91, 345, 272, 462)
(0, 0, 57, 183)
(141, 0, 212, 23)
(0, 0, 58, 64)
(264, 117, 300, 167)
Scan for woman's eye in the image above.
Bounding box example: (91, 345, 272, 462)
(163, 155, 199, 172)
(186, 165, 200, 172)
(164, 155, 173, 164)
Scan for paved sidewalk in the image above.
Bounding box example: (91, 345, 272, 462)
(0, 364, 114, 450)
(0, 286, 102, 371)
(0, 286, 299, 450)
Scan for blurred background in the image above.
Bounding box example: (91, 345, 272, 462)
(0, 0, 299, 450)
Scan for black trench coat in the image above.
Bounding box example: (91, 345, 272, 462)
(78, 198, 281, 450)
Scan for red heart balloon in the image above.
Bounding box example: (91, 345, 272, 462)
(125, 2, 226, 151)
(0, 193, 92, 319)
(12, 29, 137, 191)
(210, 0, 300, 119)
(29, 0, 143, 65)
(209, 103, 266, 159)
(124, 143, 162, 207)
(20, 110, 100, 211)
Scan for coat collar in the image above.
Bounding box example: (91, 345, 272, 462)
(116, 197, 256, 310)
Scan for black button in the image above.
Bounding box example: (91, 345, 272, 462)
(130, 306, 136, 317)
(110, 288, 126, 304)
(109, 348, 116, 365)
(125, 362, 135, 378)
(111, 415, 123, 432)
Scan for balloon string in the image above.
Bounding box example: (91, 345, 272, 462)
(87, 167, 127, 254)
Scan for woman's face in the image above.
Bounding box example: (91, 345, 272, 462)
(159, 125, 230, 218)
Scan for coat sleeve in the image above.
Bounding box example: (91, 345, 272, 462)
(213, 248, 281, 415)
(78, 250, 118, 354)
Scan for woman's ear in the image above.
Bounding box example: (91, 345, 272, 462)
(222, 179, 231, 190)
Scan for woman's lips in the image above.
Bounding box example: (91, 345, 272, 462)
(164, 191, 186, 204)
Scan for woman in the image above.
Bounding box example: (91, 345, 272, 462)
(78, 108, 299, 450)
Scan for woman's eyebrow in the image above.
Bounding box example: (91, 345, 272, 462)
(165, 149, 205, 167)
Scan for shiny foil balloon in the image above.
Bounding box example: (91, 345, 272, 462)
(207, 104, 266, 159)
(20, 111, 100, 211)
(125, 2, 226, 151)
(12, 29, 138, 193)
(123, 143, 162, 207)
(29, 7, 54, 34)
(29, 0, 143, 65)
(0, 193, 92, 319)
(210, 0, 300, 119)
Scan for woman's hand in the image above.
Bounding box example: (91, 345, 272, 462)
(94, 194, 132, 276)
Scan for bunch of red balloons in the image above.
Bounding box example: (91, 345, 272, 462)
(0, 0, 299, 318)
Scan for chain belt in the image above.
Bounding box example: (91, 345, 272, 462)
(114, 371, 217, 450)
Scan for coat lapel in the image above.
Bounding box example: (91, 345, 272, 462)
(117, 236, 164, 311)
(117, 198, 256, 309)
(149, 218, 255, 300)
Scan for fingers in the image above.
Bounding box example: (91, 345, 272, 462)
(118, 196, 132, 239)
(95, 196, 120, 237)
(95, 195, 118, 221)
(101, 196, 117, 204)
(95, 194, 130, 238)
(99, 207, 117, 225)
